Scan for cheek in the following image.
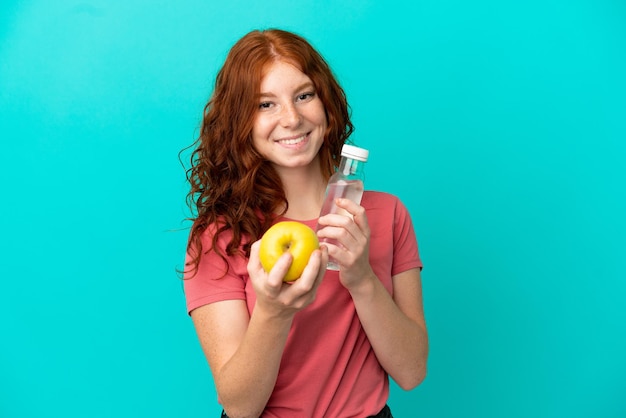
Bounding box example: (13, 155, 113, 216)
(313, 102, 328, 128)
(318, 113, 329, 137)
(251, 117, 275, 157)
(252, 116, 272, 141)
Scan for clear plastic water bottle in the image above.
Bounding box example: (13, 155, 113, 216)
(317, 144, 369, 270)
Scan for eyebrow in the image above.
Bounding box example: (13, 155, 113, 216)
(258, 82, 315, 98)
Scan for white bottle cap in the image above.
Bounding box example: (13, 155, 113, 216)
(341, 144, 369, 162)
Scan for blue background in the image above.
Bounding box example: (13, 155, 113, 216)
(1, 1, 624, 417)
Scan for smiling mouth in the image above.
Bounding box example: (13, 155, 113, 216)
(276, 133, 308, 145)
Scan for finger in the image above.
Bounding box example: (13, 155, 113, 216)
(347, 203, 369, 232)
(247, 240, 264, 276)
(334, 199, 370, 233)
(316, 213, 357, 237)
(320, 240, 341, 257)
(263, 252, 293, 297)
(316, 212, 345, 227)
(317, 224, 359, 250)
(333, 198, 360, 216)
(291, 249, 322, 293)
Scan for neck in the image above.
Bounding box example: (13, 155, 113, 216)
(275, 162, 327, 221)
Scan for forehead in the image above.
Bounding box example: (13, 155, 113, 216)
(259, 60, 312, 91)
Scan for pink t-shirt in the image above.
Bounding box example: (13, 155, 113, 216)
(185, 191, 422, 417)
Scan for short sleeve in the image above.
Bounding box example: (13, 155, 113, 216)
(391, 199, 423, 276)
(183, 227, 248, 314)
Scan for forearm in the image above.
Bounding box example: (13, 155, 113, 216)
(217, 308, 293, 418)
(349, 273, 428, 390)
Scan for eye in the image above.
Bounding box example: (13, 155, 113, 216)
(258, 102, 273, 110)
(296, 92, 315, 102)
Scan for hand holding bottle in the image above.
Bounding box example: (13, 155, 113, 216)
(316, 144, 369, 270)
(316, 198, 375, 289)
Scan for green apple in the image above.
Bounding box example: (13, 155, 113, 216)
(259, 221, 320, 282)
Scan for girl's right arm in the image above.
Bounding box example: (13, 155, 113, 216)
(190, 241, 327, 418)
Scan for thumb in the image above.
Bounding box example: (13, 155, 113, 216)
(267, 252, 293, 289)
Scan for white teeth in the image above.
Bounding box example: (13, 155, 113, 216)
(278, 135, 306, 145)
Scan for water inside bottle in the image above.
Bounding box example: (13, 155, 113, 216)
(317, 180, 364, 270)
(319, 180, 364, 217)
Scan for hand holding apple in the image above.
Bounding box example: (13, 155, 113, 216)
(259, 221, 320, 282)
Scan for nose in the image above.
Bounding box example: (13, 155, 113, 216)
(279, 103, 302, 128)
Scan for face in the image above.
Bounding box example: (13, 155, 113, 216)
(252, 60, 328, 173)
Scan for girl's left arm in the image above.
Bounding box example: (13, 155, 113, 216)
(316, 198, 428, 389)
(348, 267, 428, 390)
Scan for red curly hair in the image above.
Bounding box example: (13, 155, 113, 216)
(183, 29, 354, 277)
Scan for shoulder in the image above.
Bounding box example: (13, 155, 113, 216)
(362, 191, 421, 279)
(361, 190, 415, 235)
(186, 220, 249, 280)
(195, 219, 249, 254)
(362, 191, 422, 274)
(361, 190, 406, 213)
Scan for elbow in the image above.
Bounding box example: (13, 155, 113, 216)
(219, 394, 265, 418)
(395, 364, 427, 391)
(221, 405, 264, 418)
(396, 336, 429, 390)
(216, 379, 267, 418)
